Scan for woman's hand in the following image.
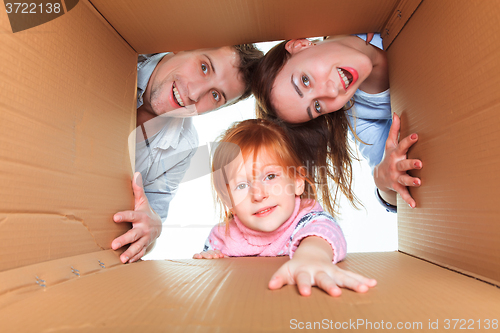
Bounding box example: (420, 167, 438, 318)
(268, 237, 377, 296)
(193, 250, 225, 259)
(374, 113, 422, 208)
(111, 172, 162, 263)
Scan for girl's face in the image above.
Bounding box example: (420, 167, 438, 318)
(226, 150, 304, 232)
(271, 39, 373, 123)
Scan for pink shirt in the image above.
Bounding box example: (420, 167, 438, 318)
(203, 197, 347, 263)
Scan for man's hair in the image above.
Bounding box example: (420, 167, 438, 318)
(229, 44, 264, 105)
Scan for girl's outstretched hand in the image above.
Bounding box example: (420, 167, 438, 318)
(193, 250, 225, 259)
(268, 237, 377, 296)
(374, 113, 422, 208)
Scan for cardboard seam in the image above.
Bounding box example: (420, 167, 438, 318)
(85, 0, 137, 53)
(398, 250, 500, 289)
(381, 0, 422, 50)
(0, 212, 106, 251)
(0, 251, 123, 299)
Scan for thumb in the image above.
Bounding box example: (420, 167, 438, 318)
(387, 113, 401, 148)
(132, 172, 148, 208)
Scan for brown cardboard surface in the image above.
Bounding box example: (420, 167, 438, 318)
(1, 253, 500, 332)
(0, 0, 136, 272)
(388, 0, 500, 284)
(89, 0, 399, 53)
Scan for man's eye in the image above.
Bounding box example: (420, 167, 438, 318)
(301, 75, 310, 87)
(201, 63, 208, 74)
(314, 101, 321, 113)
(212, 90, 220, 102)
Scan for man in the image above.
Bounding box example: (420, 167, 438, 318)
(111, 45, 264, 263)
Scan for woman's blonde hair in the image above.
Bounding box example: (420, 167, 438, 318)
(211, 119, 317, 230)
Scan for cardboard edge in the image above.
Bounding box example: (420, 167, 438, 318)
(399, 251, 500, 288)
(0, 250, 123, 300)
(84, 0, 137, 53)
(381, 0, 422, 50)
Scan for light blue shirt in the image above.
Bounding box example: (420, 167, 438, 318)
(348, 34, 392, 171)
(136, 54, 199, 221)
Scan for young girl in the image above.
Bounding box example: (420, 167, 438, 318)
(193, 119, 376, 297)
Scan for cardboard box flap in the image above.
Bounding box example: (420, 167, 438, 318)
(0, 0, 136, 272)
(2, 253, 500, 332)
(388, 0, 500, 284)
(89, 0, 401, 53)
(380, 0, 422, 49)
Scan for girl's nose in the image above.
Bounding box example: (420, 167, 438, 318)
(250, 183, 268, 202)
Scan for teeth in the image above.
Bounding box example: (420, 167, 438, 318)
(337, 68, 350, 89)
(256, 207, 272, 214)
(173, 83, 185, 107)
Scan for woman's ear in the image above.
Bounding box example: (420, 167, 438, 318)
(285, 39, 313, 55)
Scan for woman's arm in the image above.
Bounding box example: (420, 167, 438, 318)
(268, 236, 377, 296)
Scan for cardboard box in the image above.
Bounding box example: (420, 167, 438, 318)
(1, 0, 499, 331)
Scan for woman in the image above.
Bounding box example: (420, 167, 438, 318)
(252, 34, 422, 216)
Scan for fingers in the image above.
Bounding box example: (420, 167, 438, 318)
(397, 174, 421, 187)
(365, 32, 375, 44)
(132, 172, 149, 207)
(396, 159, 422, 172)
(295, 271, 313, 296)
(193, 250, 225, 259)
(268, 274, 287, 290)
(113, 210, 138, 224)
(112, 227, 142, 248)
(393, 183, 416, 208)
(386, 113, 401, 147)
(396, 132, 418, 156)
(119, 236, 148, 263)
(315, 271, 342, 297)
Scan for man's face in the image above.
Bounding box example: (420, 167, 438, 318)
(147, 46, 245, 115)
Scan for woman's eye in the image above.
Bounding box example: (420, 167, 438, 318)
(212, 90, 220, 102)
(301, 75, 310, 87)
(201, 63, 208, 74)
(314, 101, 321, 113)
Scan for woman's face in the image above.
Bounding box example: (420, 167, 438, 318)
(271, 39, 373, 123)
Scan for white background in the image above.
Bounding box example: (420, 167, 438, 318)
(144, 41, 397, 260)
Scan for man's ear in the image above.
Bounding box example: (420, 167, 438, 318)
(285, 39, 313, 55)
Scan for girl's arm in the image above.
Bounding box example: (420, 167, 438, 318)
(268, 236, 377, 296)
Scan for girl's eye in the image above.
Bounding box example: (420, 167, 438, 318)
(301, 75, 310, 87)
(314, 100, 321, 113)
(212, 90, 220, 102)
(236, 183, 247, 190)
(201, 63, 208, 74)
(265, 174, 277, 181)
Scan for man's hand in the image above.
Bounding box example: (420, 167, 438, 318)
(111, 172, 162, 263)
(268, 237, 377, 296)
(193, 250, 225, 259)
(374, 113, 422, 208)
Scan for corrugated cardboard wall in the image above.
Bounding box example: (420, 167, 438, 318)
(0, 1, 137, 272)
(388, 0, 500, 285)
(89, 0, 399, 53)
